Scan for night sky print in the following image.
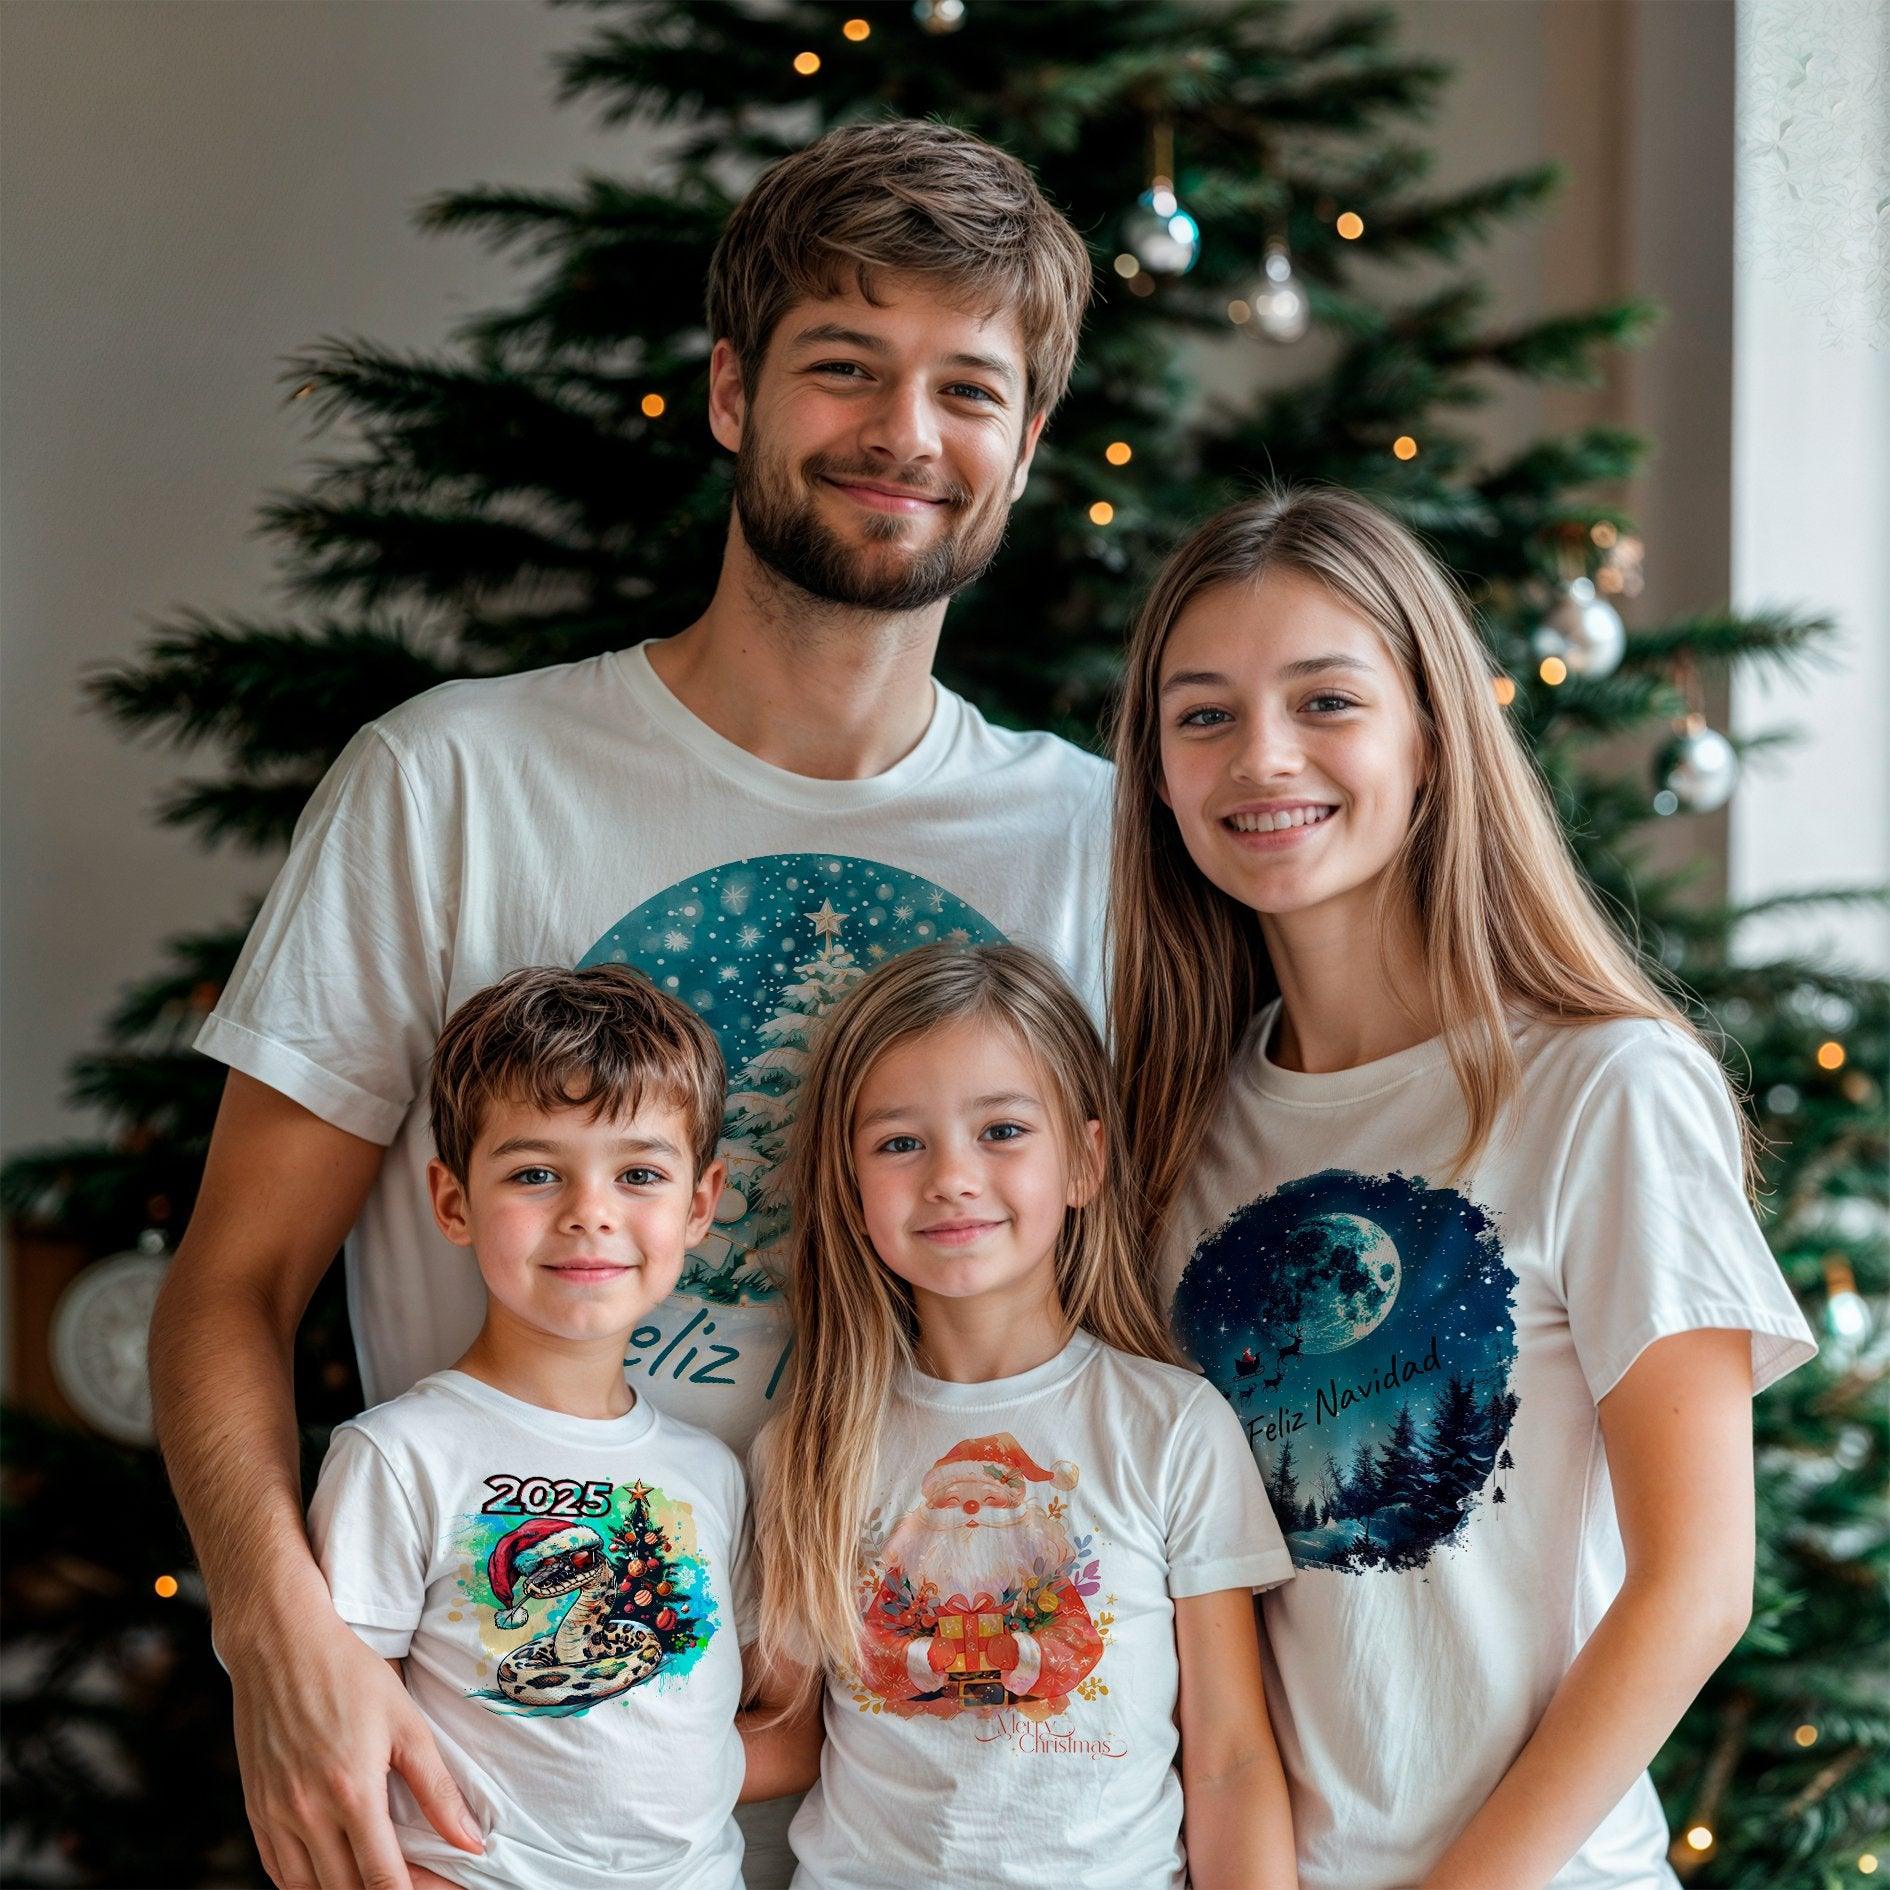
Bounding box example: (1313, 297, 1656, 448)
(580, 853, 1004, 1306)
(1174, 1169, 1519, 1574)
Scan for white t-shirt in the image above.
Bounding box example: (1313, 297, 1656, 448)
(198, 640, 1110, 1451)
(1162, 1005, 1817, 1890)
(785, 1332, 1295, 1890)
(308, 1371, 750, 1890)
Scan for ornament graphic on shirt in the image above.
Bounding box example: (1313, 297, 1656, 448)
(448, 1477, 721, 1715)
(1175, 1169, 1520, 1575)
(581, 854, 1004, 1307)
(852, 1432, 1110, 1727)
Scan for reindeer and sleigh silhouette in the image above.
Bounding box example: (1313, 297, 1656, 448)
(1233, 1328, 1302, 1398)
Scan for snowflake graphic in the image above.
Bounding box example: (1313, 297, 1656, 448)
(664, 930, 690, 952)
(737, 925, 763, 949)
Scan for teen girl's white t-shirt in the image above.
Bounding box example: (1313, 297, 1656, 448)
(197, 640, 1111, 1454)
(308, 1371, 750, 1890)
(784, 1333, 1295, 1890)
(1162, 1005, 1816, 1890)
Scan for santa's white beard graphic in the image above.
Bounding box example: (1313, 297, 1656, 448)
(883, 1501, 1072, 1601)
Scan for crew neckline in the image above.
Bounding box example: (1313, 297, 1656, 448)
(1240, 997, 1452, 1108)
(614, 639, 961, 811)
(899, 1330, 1101, 1409)
(431, 1368, 659, 1449)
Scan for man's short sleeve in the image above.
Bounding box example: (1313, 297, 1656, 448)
(307, 1422, 432, 1658)
(1164, 1381, 1296, 1599)
(194, 722, 445, 1145)
(1551, 1030, 1817, 1403)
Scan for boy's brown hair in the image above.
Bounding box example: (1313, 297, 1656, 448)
(707, 118, 1093, 423)
(429, 965, 726, 1182)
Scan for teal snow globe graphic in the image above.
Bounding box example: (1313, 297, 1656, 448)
(1175, 1169, 1520, 1574)
(582, 854, 1004, 1306)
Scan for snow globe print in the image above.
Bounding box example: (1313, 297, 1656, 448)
(1174, 1170, 1520, 1573)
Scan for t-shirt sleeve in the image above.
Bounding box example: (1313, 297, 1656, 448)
(1551, 1030, 1817, 1403)
(194, 722, 446, 1145)
(1164, 1381, 1296, 1598)
(307, 1422, 433, 1658)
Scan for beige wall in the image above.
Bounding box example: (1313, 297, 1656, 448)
(3, 0, 1747, 1163)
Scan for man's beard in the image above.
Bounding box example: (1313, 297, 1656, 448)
(734, 443, 1011, 612)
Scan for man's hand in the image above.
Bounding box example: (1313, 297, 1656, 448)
(228, 1609, 482, 1890)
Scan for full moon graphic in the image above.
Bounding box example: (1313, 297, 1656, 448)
(581, 853, 1004, 1306)
(1174, 1168, 1520, 1576)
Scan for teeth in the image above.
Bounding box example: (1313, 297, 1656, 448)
(1229, 806, 1335, 834)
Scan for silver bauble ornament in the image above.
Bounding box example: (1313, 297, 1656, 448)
(50, 1233, 170, 1444)
(1652, 720, 1740, 814)
(1119, 180, 1200, 277)
(913, 0, 965, 32)
(1532, 577, 1625, 678)
(1247, 242, 1309, 343)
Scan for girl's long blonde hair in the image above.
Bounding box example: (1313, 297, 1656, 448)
(1108, 485, 1727, 1246)
(754, 941, 1176, 1695)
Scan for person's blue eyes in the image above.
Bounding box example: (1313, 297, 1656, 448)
(1177, 705, 1231, 729)
(622, 1168, 664, 1187)
(877, 1134, 923, 1155)
(510, 1167, 557, 1186)
(982, 1122, 1027, 1142)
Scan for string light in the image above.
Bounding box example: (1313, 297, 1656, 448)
(1794, 1723, 1820, 1747)
(1112, 253, 1140, 280)
(793, 50, 821, 74)
(640, 393, 666, 418)
(1539, 656, 1568, 686)
(1089, 501, 1115, 526)
(1591, 521, 1619, 547)
(1817, 1040, 1846, 1071)
(291, 381, 317, 402)
(1685, 1826, 1714, 1853)
(1336, 211, 1365, 240)
(1127, 273, 1155, 298)
(1493, 676, 1517, 706)
(1226, 298, 1252, 324)
(1859, 1854, 1878, 1875)
(843, 16, 871, 38)
(154, 1575, 179, 1599)
(1105, 441, 1132, 466)
(1392, 435, 1418, 460)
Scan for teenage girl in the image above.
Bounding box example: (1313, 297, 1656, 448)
(749, 941, 1299, 1890)
(1108, 486, 1816, 1890)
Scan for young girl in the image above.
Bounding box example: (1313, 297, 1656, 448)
(1108, 487, 1817, 1890)
(750, 942, 1298, 1889)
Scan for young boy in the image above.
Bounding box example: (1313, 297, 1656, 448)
(309, 964, 777, 1890)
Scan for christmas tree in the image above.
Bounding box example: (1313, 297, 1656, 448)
(4, 2, 1884, 1883)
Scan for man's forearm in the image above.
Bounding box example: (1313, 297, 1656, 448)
(150, 1263, 330, 1646)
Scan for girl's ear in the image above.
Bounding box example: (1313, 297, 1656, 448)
(428, 1157, 475, 1249)
(1066, 1117, 1106, 1210)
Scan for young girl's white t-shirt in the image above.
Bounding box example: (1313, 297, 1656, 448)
(308, 1371, 751, 1890)
(784, 1332, 1294, 1890)
(1162, 1006, 1817, 1890)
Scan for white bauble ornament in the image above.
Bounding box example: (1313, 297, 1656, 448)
(50, 1233, 170, 1445)
(913, 0, 965, 32)
(1652, 721, 1740, 814)
(1120, 181, 1200, 277)
(1532, 577, 1625, 678)
(1247, 242, 1309, 343)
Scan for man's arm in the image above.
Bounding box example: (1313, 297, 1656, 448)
(151, 1070, 481, 1890)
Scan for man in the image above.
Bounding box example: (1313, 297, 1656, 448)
(152, 119, 1103, 1890)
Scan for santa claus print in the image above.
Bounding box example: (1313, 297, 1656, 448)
(857, 1433, 1105, 1723)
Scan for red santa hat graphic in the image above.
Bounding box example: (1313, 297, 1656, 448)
(486, 1517, 601, 1632)
(920, 1431, 1078, 1506)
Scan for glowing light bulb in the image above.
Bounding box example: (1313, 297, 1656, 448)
(1818, 1040, 1846, 1070)
(1105, 441, 1132, 466)
(154, 1575, 180, 1599)
(1493, 676, 1517, 706)
(1089, 501, 1115, 526)
(843, 17, 871, 39)
(1337, 211, 1365, 239)
(793, 51, 821, 74)
(1393, 435, 1418, 460)
(1685, 1827, 1714, 1853)
(640, 393, 666, 418)
(1539, 656, 1568, 686)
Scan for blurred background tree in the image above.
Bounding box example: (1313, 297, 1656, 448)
(4, 1, 1883, 1883)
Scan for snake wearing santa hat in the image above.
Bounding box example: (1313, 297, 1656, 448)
(485, 1517, 664, 1710)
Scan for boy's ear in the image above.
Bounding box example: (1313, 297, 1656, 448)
(428, 1157, 475, 1249)
(686, 1157, 727, 1249)
(1065, 1118, 1106, 1211)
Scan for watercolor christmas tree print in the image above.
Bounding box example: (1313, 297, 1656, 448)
(1174, 1170, 1520, 1574)
(582, 853, 1003, 1306)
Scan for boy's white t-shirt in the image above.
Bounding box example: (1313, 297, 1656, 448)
(785, 1332, 1295, 1890)
(1162, 1005, 1817, 1890)
(308, 1370, 750, 1890)
(197, 639, 1111, 1453)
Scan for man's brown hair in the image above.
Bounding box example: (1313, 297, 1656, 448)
(707, 118, 1093, 422)
(429, 965, 725, 1182)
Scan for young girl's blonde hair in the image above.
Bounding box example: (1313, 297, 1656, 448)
(754, 941, 1176, 1695)
(1108, 485, 1735, 1245)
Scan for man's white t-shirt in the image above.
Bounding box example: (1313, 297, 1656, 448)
(1161, 1005, 1817, 1890)
(308, 1372, 750, 1890)
(785, 1333, 1295, 1890)
(199, 640, 1110, 1452)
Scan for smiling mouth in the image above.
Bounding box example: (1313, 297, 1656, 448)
(820, 475, 951, 514)
(1225, 805, 1338, 834)
(547, 1260, 636, 1280)
(917, 1220, 1005, 1244)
